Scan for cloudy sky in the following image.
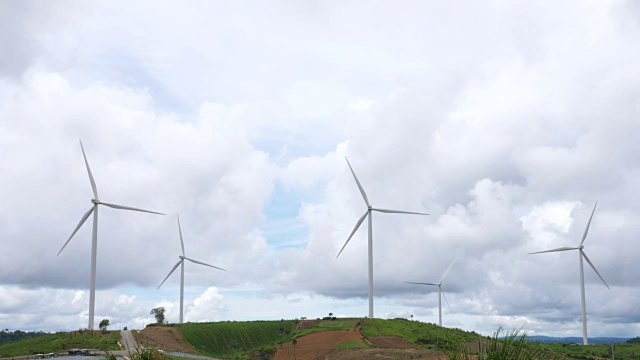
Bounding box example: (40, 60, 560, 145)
(2, 0, 640, 338)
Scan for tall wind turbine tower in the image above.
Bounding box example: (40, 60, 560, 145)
(337, 157, 428, 319)
(529, 202, 609, 345)
(158, 215, 226, 324)
(406, 258, 456, 326)
(58, 141, 164, 330)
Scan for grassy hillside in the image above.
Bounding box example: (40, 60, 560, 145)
(176, 318, 484, 358)
(0, 331, 121, 358)
(0, 331, 48, 345)
(178, 320, 297, 357)
(361, 318, 479, 347)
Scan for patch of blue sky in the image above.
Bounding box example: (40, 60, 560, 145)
(261, 184, 309, 251)
(251, 119, 344, 168)
(261, 180, 328, 251)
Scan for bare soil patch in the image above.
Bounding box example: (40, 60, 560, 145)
(274, 330, 364, 360)
(136, 327, 197, 353)
(274, 330, 447, 360)
(327, 348, 447, 360)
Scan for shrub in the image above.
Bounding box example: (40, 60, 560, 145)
(444, 328, 563, 360)
(129, 347, 167, 360)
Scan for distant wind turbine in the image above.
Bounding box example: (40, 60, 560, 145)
(158, 215, 226, 324)
(337, 157, 428, 319)
(405, 258, 456, 327)
(58, 141, 164, 330)
(529, 202, 609, 345)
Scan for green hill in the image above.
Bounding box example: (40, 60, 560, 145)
(0, 331, 121, 358)
(178, 320, 297, 357)
(174, 318, 481, 359)
(361, 318, 479, 347)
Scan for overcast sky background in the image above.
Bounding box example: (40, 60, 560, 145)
(1, 0, 640, 338)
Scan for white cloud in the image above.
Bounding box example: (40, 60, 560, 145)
(186, 287, 227, 322)
(1, 0, 640, 339)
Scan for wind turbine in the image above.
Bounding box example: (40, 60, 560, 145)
(58, 141, 164, 330)
(158, 215, 226, 324)
(405, 258, 456, 327)
(529, 202, 609, 345)
(336, 157, 428, 319)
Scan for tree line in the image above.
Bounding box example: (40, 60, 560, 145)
(0, 330, 48, 345)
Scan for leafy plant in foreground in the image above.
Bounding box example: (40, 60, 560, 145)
(129, 347, 167, 360)
(445, 328, 564, 360)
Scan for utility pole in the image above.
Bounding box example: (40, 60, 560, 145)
(611, 343, 615, 360)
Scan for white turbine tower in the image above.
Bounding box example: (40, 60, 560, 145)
(405, 258, 456, 327)
(158, 215, 226, 324)
(529, 202, 609, 345)
(58, 141, 164, 330)
(337, 157, 428, 319)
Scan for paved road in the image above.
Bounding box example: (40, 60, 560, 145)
(120, 330, 138, 353)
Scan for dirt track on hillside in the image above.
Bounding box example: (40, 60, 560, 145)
(136, 327, 197, 353)
(273, 329, 447, 360)
(138, 325, 450, 360)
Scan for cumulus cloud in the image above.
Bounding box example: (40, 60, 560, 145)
(186, 287, 227, 322)
(2, 0, 640, 338)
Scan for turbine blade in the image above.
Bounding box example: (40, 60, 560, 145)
(580, 202, 598, 246)
(157, 260, 182, 289)
(442, 288, 452, 313)
(79, 140, 99, 199)
(336, 211, 368, 258)
(184, 257, 226, 271)
(440, 258, 457, 283)
(345, 157, 370, 207)
(373, 208, 429, 216)
(405, 282, 438, 286)
(582, 251, 610, 290)
(100, 201, 165, 215)
(58, 206, 94, 256)
(177, 214, 185, 256)
(528, 247, 580, 255)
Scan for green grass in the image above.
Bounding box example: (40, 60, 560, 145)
(360, 318, 478, 348)
(178, 320, 297, 358)
(335, 339, 368, 349)
(0, 331, 121, 358)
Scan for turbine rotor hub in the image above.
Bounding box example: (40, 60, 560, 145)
(91, 199, 99, 204)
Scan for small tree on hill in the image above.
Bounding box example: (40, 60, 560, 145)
(99, 319, 109, 333)
(150, 307, 167, 325)
(292, 338, 297, 360)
